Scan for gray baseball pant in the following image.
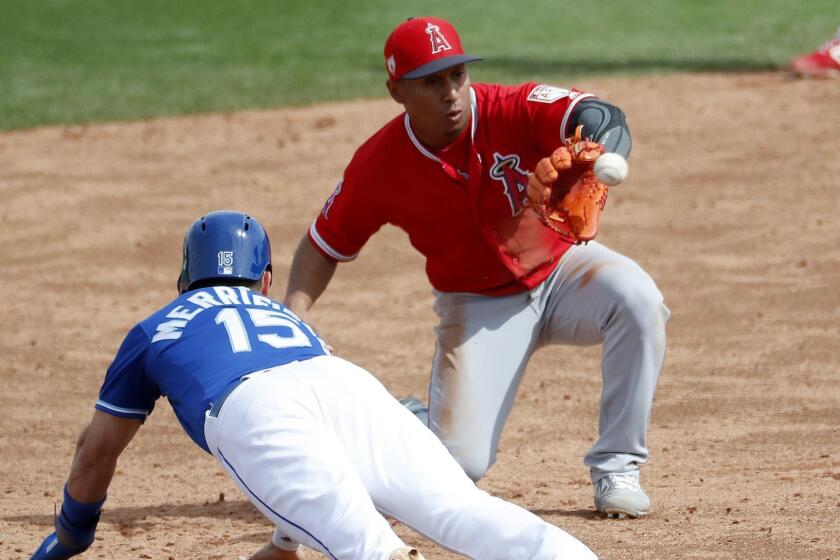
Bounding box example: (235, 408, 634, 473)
(428, 241, 669, 481)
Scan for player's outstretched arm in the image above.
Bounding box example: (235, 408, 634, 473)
(30, 411, 141, 559)
(284, 234, 338, 321)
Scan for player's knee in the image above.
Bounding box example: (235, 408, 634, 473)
(433, 420, 496, 480)
(452, 449, 493, 481)
(462, 461, 491, 482)
(612, 277, 668, 335)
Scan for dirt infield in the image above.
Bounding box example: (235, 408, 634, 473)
(2, 72, 838, 560)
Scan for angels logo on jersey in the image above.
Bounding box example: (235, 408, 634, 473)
(425, 23, 452, 54)
(490, 153, 529, 216)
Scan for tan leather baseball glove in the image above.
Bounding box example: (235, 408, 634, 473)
(526, 125, 608, 243)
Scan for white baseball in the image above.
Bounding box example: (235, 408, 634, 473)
(594, 152, 628, 186)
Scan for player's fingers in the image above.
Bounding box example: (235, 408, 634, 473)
(533, 157, 558, 184)
(526, 173, 548, 204)
(570, 140, 603, 165)
(549, 146, 572, 171)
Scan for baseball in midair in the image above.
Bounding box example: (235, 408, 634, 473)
(594, 152, 628, 186)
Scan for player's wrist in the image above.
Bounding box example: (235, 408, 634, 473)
(31, 531, 85, 559)
(54, 485, 105, 550)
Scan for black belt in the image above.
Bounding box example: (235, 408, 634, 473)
(208, 376, 248, 418)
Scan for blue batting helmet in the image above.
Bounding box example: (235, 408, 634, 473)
(177, 211, 272, 294)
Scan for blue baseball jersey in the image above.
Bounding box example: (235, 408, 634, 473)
(95, 286, 329, 452)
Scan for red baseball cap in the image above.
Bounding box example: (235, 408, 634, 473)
(384, 17, 482, 81)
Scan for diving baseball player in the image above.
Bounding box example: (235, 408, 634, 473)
(29, 211, 597, 560)
(285, 16, 670, 519)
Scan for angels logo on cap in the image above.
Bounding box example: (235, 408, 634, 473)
(384, 16, 482, 81)
(426, 22, 452, 54)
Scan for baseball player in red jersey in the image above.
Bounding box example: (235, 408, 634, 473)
(285, 16, 670, 519)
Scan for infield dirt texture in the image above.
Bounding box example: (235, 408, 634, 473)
(1, 70, 838, 559)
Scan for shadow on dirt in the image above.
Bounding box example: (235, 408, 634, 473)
(531, 507, 604, 520)
(5, 498, 266, 531)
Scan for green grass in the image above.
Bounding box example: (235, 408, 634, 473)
(1, 0, 838, 130)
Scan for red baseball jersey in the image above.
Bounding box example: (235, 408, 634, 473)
(309, 82, 595, 296)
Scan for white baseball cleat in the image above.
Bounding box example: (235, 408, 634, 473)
(389, 547, 426, 560)
(593, 471, 650, 519)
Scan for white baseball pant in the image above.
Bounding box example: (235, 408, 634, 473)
(204, 355, 597, 560)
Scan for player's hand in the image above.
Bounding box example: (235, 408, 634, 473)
(29, 532, 87, 560)
(526, 126, 607, 243)
(526, 145, 571, 205)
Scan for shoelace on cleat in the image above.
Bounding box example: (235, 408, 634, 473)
(599, 473, 641, 494)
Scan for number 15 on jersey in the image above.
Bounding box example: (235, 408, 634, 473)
(215, 307, 327, 354)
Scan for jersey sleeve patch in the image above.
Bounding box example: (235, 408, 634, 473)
(527, 84, 572, 104)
